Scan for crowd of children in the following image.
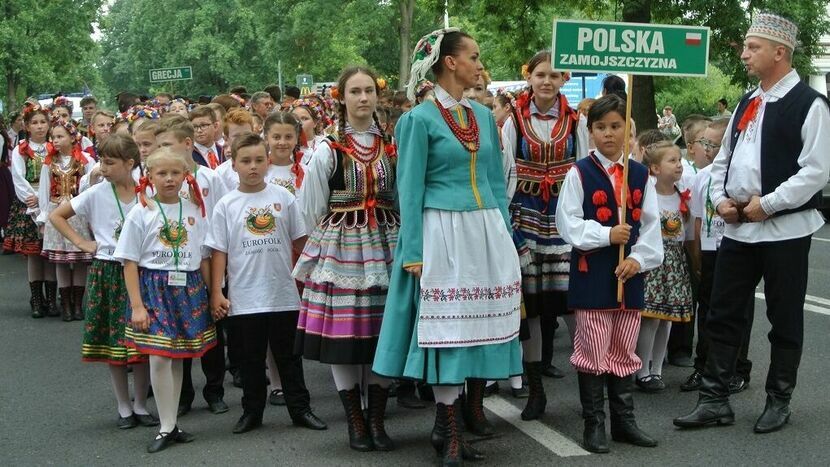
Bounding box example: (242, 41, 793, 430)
(0, 19, 810, 464)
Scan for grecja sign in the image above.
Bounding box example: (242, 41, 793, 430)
(552, 19, 710, 77)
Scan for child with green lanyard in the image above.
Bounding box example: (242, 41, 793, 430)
(49, 134, 159, 430)
(114, 146, 216, 453)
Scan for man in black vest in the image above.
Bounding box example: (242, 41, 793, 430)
(674, 12, 830, 434)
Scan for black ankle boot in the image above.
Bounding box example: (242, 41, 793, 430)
(521, 361, 547, 421)
(462, 379, 494, 437)
(30, 281, 45, 318)
(338, 384, 372, 451)
(607, 374, 657, 447)
(44, 281, 59, 317)
(578, 372, 609, 453)
(674, 341, 739, 428)
(397, 380, 425, 409)
(755, 347, 801, 433)
(72, 286, 85, 321)
(59, 287, 73, 322)
(367, 384, 394, 451)
(432, 399, 485, 461)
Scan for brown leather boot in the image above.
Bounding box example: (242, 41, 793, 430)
(59, 287, 73, 322)
(72, 286, 85, 321)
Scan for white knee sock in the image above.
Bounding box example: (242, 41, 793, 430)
(521, 317, 543, 362)
(331, 364, 362, 391)
(55, 263, 72, 288)
(433, 386, 462, 405)
(510, 375, 523, 390)
(71, 263, 87, 286)
(27, 255, 44, 282)
(650, 321, 673, 376)
(635, 318, 660, 379)
(132, 362, 151, 415)
(150, 356, 177, 433)
(108, 365, 133, 417)
(266, 345, 282, 391)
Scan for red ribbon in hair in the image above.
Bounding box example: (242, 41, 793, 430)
(185, 174, 207, 217)
(43, 142, 87, 166)
(135, 176, 153, 207)
(737, 96, 761, 132)
(384, 143, 397, 160)
(292, 150, 305, 189)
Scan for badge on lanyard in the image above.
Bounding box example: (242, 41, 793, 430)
(168, 271, 187, 287)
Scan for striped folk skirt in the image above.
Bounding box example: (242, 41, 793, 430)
(125, 268, 216, 359)
(2, 199, 41, 255)
(82, 259, 147, 365)
(292, 208, 398, 364)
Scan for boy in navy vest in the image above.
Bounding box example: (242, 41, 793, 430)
(675, 12, 830, 434)
(557, 94, 664, 453)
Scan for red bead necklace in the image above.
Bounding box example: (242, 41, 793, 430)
(435, 101, 480, 153)
(345, 133, 381, 161)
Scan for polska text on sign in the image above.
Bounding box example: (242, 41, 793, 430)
(552, 20, 710, 77)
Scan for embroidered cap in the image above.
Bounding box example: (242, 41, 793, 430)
(746, 12, 799, 50)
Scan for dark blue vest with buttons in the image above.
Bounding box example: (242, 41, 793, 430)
(567, 154, 650, 311)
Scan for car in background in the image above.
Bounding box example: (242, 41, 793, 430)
(37, 93, 86, 121)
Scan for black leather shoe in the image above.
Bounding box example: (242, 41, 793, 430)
(292, 411, 328, 430)
(397, 381, 426, 409)
(511, 386, 529, 399)
(135, 413, 160, 427)
(233, 413, 263, 434)
(754, 399, 790, 433)
(207, 399, 229, 414)
(177, 403, 191, 417)
(542, 365, 565, 379)
(269, 389, 286, 406)
(117, 414, 138, 429)
(673, 395, 735, 428)
(636, 375, 666, 393)
(462, 379, 495, 437)
(728, 376, 749, 394)
(147, 431, 177, 453)
(611, 421, 658, 447)
(607, 374, 657, 447)
(680, 370, 703, 392)
(578, 372, 609, 454)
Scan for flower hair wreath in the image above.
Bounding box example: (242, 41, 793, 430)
(404, 27, 461, 102)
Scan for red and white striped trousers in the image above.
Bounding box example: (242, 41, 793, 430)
(570, 309, 642, 377)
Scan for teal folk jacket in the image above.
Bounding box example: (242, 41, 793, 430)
(394, 100, 511, 268)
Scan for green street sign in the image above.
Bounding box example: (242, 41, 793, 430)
(552, 20, 710, 77)
(149, 66, 193, 83)
(296, 74, 314, 96)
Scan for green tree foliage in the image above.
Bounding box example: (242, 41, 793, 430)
(0, 0, 102, 108)
(654, 65, 746, 122)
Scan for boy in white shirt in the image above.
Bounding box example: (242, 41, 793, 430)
(207, 133, 326, 434)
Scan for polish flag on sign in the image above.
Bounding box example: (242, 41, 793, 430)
(685, 32, 702, 46)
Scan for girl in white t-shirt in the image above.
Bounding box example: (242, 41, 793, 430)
(263, 112, 305, 197)
(636, 141, 695, 393)
(49, 134, 158, 430)
(37, 119, 94, 321)
(114, 147, 215, 453)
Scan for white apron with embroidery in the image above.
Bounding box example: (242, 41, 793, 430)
(417, 208, 522, 348)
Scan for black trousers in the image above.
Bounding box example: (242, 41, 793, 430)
(226, 311, 311, 418)
(181, 319, 226, 405)
(706, 236, 811, 354)
(694, 250, 754, 379)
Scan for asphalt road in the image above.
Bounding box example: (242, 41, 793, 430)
(2, 225, 830, 466)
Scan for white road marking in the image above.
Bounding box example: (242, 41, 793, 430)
(811, 237, 830, 243)
(484, 395, 591, 458)
(755, 292, 830, 316)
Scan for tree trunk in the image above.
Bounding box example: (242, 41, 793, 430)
(622, 0, 658, 131)
(6, 74, 17, 111)
(398, 0, 415, 90)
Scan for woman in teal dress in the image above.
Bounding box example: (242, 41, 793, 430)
(372, 28, 522, 465)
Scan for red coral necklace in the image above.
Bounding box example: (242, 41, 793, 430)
(435, 101, 480, 153)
